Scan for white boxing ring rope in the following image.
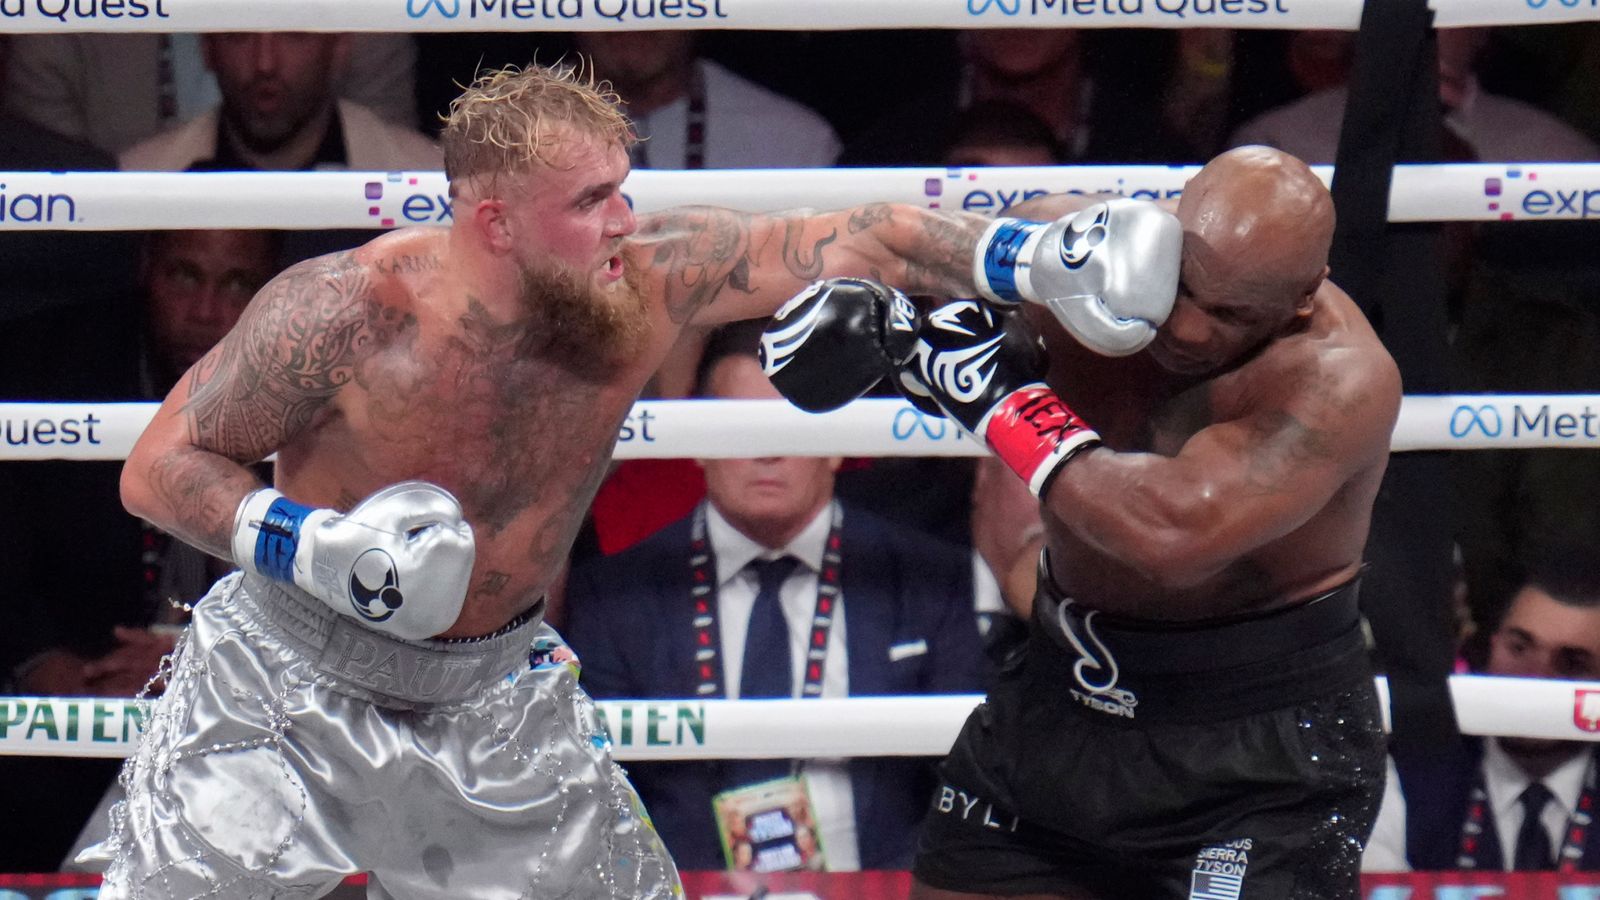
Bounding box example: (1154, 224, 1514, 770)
(2, 164, 1600, 230)
(3, 395, 1600, 462)
(6, 675, 1600, 760)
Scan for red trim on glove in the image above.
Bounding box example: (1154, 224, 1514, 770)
(982, 385, 1102, 497)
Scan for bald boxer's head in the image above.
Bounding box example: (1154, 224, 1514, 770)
(1150, 147, 1334, 375)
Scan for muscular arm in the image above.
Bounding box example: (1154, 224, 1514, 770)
(1044, 354, 1400, 589)
(625, 203, 990, 326)
(120, 252, 389, 558)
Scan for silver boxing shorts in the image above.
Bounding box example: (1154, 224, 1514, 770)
(79, 572, 682, 900)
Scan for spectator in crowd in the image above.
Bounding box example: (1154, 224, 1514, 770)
(841, 28, 1188, 166)
(943, 102, 1064, 168)
(576, 31, 840, 170)
(119, 32, 438, 172)
(0, 33, 138, 325)
(563, 322, 986, 873)
(1231, 28, 1599, 163)
(3, 228, 279, 697)
(1364, 546, 1600, 871)
(0, 228, 277, 872)
(3, 33, 418, 157)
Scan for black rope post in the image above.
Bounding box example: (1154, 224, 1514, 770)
(1329, 0, 1463, 751)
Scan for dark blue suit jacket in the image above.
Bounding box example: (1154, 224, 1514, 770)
(563, 502, 985, 870)
(1395, 737, 1600, 870)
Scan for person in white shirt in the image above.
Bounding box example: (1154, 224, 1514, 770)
(563, 322, 986, 873)
(1232, 27, 1599, 163)
(1364, 546, 1600, 871)
(574, 31, 840, 170)
(120, 32, 438, 173)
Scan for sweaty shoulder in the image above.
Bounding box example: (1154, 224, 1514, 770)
(1257, 283, 1401, 463)
(348, 227, 450, 316)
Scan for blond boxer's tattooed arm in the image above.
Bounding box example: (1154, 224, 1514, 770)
(122, 252, 401, 558)
(628, 204, 990, 325)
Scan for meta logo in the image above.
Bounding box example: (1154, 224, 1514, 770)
(892, 406, 953, 441)
(1450, 404, 1502, 438)
(967, 0, 1021, 13)
(407, 0, 457, 15)
(1449, 402, 1600, 441)
(1524, 0, 1600, 8)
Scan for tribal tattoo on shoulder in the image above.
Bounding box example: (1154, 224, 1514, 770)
(182, 252, 411, 461)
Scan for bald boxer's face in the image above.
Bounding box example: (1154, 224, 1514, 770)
(699, 356, 840, 548)
(205, 33, 346, 152)
(1152, 152, 1327, 375)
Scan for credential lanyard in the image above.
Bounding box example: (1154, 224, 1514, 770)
(688, 502, 842, 699)
(633, 62, 706, 170)
(1456, 754, 1598, 871)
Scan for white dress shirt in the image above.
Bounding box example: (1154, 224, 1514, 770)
(1361, 740, 1592, 872)
(706, 501, 860, 871)
(629, 60, 840, 169)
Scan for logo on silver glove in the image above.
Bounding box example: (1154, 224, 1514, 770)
(1059, 205, 1110, 271)
(760, 282, 829, 376)
(349, 549, 404, 623)
(914, 302, 1003, 404)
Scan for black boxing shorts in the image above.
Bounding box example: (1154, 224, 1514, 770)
(914, 569, 1385, 899)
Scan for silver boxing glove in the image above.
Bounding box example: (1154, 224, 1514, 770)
(973, 198, 1182, 357)
(232, 481, 476, 640)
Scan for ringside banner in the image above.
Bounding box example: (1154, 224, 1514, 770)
(7, 676, 1600, 759)
(7, 872, 1600, 900)
(0, 0, 1369, 33)
(6, 165, 1600, 231)
(6, 397, 1600, 462)
(0, 0, 1591, 34)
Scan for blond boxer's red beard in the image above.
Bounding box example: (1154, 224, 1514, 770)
(518, 257, 647, 377)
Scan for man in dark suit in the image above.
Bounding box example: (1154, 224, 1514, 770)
(1364, 545, 1600, 871)
(563, 322, 986, 873)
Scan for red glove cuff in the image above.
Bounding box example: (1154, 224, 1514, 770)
(977, 385, 1101, 497)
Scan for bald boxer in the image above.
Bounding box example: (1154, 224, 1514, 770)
(766, 146, 1400, 899)
(83, 62, 1164, 900)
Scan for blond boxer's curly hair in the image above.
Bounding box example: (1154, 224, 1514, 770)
(441, 62, 635, 196)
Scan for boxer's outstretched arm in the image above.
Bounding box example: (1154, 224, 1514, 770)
(1043, 351, 1401, 589)
(121, 252, 385, 559)
(627, 204, 990, 326)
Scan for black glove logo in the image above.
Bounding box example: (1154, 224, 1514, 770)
(1058, 205, 1110, 271)
(913, 301, 1004, 404)
(349, 549, 404, 623)
(760, 281, 829, 377)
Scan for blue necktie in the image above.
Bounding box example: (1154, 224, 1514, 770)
(739, 556, 801, 700)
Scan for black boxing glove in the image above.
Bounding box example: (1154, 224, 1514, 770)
(899, 298, 1101, 497)
(759, 277, 921, 413)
